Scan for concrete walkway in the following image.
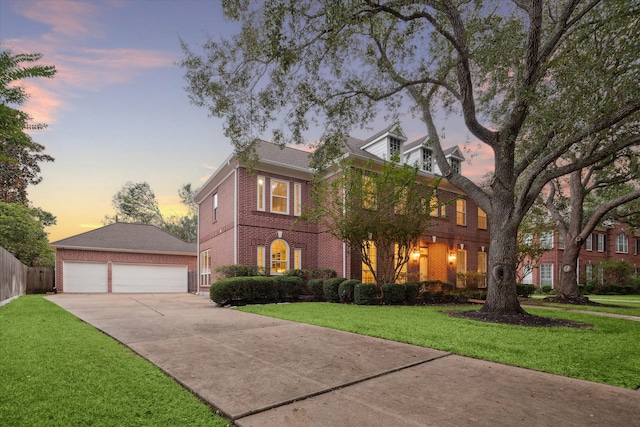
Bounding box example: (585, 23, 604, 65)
(46, 294, 640, 427)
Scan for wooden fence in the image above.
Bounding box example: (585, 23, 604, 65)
(0, 246, 55, 305)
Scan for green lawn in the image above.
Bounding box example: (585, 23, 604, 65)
(239, 302, 640, 389)
(527, 294, 640, 316)
(0, 296, 229, 427)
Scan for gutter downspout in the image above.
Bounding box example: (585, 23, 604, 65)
(234, 169, 238, 264)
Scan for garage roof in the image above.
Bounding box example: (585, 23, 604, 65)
(51, 223, 196, 255)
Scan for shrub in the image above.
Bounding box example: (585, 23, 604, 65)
(310, 268, 337, 279)
(323, 277, 346, 303)
(354, 283, 377, 305)
(215, 264, 261, 278)
(541, 285, 552, 294)
(405, 282, 420, 303)
(274, 276, 305, 301)
(453, 288, 487, 300)
(308, 279, 325, 301)
(338, 279, 360, 303)
(516, 283, 536, 298)
(209, 276, 277, 305)
(382, 283, 405, 305)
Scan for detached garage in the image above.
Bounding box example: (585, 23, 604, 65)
(52, 223, 197, 293)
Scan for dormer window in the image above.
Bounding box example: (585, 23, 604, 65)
(389, 137, 401, 157)
(422, 148, 433, 172)
(450, 158, 461, 174)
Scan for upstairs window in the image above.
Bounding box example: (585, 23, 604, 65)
(362, 174, 377, 209)
(271, 179, 289, 214)
(294, 183, 302, 216)
(597, 234, 605, 252)
(477, 208, 487, 230)
(585, 234, 592, 251)
(456, 199, 466, 226)
(213, 193, 218, 222)
(615, 233, 628, 254)
(257, 176, 265, 211)
(389, 137, 401, 157)
(540, 231, 553, 250)
(422, 148, 433, 172)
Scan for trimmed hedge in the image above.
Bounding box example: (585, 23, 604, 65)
(209, 276, 303, 306)
(338, 279, 360, 303)
(382, 283, 405, 305)
(354, 283, 377, 305)
(214, 264, 262, 278)
(405, 283, 420, 303)
(309, 279, 325, 301)
(516, 283, 536, 298)
(324, 277, 346, 303)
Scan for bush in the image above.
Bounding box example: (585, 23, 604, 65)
(354, 283, 377, 305)
(209, 276, 277, 305)
(382, 283, 406, 305)
(308, 279, 325, 301)
(338, 279, 360, 303)
(274, 276, 305, 301)
(310, 268, 337, 280)
(215, 264, 262, 278)
(323, 277, 346, 303)
(540, 285, 552, 294)
(516, 283, 536, 298)
(405, 282, 420, 303)
(453, 288, 487, 300)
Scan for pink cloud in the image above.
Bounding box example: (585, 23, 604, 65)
(14, 0, 103, 39)
(19, 81, 63, 125)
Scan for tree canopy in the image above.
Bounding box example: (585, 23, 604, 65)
(304, 157, 439, 285)
(104, 182, 197, 242)
(182, 1, 640, 315)
(0, 201, 55, 267)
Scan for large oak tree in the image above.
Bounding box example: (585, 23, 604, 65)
(182, 1, 640, 315)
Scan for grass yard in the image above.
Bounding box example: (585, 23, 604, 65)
(0, 296, 229, 427)
(527, 294, 640, 316)
(239, 302, 640, 390)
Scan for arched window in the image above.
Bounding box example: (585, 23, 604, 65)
(271, 239, 289, 274)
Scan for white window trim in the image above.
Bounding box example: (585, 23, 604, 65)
(597, 234, 605, 252)
(213, 193, 218, 222)
(615, 234, 628, 254)
(540, 263, 554, 288)
(270, 178, 290, 215)
(257, 245, 265, 273)
(294, 183, 302, 216)
(257, 176, 265, 211)
(200, 250, 211, 287)
(294, 248, 302, 270)
(456, 199, 466, 226)
(270, 239, 290, 275)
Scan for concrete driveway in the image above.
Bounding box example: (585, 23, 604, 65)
(46, 293, 640, 427)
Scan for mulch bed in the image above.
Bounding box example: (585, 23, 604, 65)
(448, 309, 591, 329)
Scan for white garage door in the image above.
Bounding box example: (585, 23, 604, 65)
(63, 262, 108, 293)
(112, 263, 187, 293)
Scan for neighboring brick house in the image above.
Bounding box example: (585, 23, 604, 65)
(522, 222, 640, 288)
(51, 223, 197, 293)
(194, 124, 491, 294)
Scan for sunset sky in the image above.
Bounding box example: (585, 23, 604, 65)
(1, 0, 493, 242)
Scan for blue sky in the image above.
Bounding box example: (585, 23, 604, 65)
(1, 0, 492, 242)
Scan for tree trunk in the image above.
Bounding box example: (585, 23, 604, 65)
(480, 213, 525, 315)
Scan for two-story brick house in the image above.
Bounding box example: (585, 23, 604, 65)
(194, 124, 491, 294)
(522, 222, 640, 288)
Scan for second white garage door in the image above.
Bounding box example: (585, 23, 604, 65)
(112, 263, 187, 293)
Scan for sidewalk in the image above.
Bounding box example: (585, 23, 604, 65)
(46, 294, 640, 427)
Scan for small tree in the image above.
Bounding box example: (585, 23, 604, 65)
(305, 157, 438, 286)
(0, 201, 55, 267)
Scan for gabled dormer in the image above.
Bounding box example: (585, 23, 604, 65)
(403, 136, 434, 173)
(361, 123, 407, 160)
(444, 146, 464, 174)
